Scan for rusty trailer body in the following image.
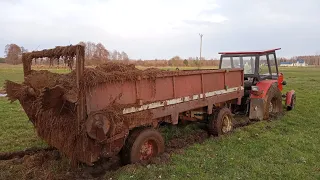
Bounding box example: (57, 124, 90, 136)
(85, 68, 244, 164)
(86, 69, 244, 123)
(6, 45, 245, 166)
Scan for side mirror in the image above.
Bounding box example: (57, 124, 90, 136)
(282, 81, 287, 85)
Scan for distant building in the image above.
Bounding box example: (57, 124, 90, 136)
(280, 60, 306, 67)
(280, 62, 294, 67)
(294, 60, 306, 66)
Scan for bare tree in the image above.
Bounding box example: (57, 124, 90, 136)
(78, 41, 97, 62)
(111, 50, 118, 60)
(168, 56, 181, 66)
(4, 44, 22, 65)
(117, 51, 122, 61)
(86, 41, 96, 61)
(77, 41, 131, 64)
(93, 43, 109, 62)
(21, 46, 28, 53)
(121, 51, 129, 61)
(183, 59, 188, 66)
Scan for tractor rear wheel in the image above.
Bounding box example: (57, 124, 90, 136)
(208, 107, 234, 136)
(264, 83, 283, 119)
(121, 128, 164, 165)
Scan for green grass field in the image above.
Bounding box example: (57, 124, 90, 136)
(0, 65, 320, 179)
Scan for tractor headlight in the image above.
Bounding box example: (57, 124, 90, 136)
(251, 86, 259, 92)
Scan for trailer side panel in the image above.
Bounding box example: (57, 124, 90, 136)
(86, 69, 244, 119)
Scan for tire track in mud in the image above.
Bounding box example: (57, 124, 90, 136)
(80, 117, 260, 178)
(0, 147, 56, 160)
(0, 113, 284, 179)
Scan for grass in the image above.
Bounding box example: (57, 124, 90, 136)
(0, 65, 320, 179)
(0, 65, 25, 88)
(0, 64, 70, 88)
(0, 98, 47, 152)
(108, 67, 320, 180)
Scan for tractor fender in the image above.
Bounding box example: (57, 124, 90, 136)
(278, 73, 284, 91)
(249, 81, 278, 120)
(286, 90, 296, 107)
(250, 80, 278, 99)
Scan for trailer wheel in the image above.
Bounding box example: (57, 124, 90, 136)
(121, 128, 164, 164)
(208, 107, 233, 136)
(264, 83, 283, 119)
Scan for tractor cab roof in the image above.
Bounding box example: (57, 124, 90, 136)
(219, 48, 281, 56)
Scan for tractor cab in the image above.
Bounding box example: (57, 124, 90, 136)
(218, 48, 295, 120)
(219, 48, 281, 84)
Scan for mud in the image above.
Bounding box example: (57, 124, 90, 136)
(81, 63, 172, 88)
(0, 150, 95, 180)
(0, 147, 55, 160)
(0, 113, 285, 180)
(78, 128, 210, 178)
(0, 127, 209, 180)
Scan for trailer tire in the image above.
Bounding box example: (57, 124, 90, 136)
(208, 107, 233, 136)
(264, 83, 283, 119)
(121, 128, 164, 165)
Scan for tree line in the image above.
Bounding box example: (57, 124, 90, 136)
(279, 56, 320, 66)
(2, 43, 219, 67)
(133, 56, 219, 67)
(2, 42, 129, 65)
(3, 43, 320, 66)
(78, 41, 129, 65)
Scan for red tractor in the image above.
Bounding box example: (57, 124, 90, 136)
(219, 48, 296, 120)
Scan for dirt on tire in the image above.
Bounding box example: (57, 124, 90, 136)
(208, 108, 233, 136)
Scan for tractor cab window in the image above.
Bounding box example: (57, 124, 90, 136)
(221, 57, 241, 69)
(220, 56, 255, 74)
(259, 53, 278, 78)
(219, 49, 281, 80)
(268, 54, 278, 76)
(242, 56, 255, 74)
(259, 55, 270, 75)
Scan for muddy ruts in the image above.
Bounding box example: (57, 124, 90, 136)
(0, 147, 56, 160)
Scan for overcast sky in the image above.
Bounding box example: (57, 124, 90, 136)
(1, 0, 320, 59)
